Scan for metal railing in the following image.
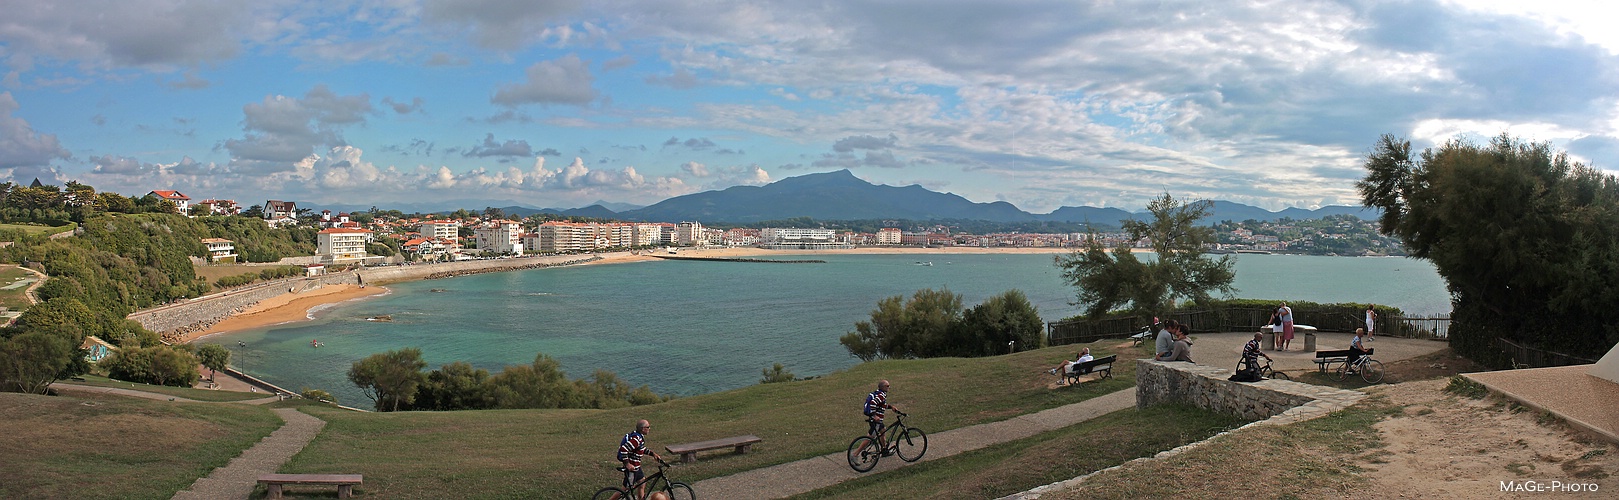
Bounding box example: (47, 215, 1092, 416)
(1047, 308, 1453, 346)
(1497, 338, 1597, 368)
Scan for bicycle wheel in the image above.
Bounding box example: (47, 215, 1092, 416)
(1337, 361, 1350, 381)
(592, 487, 628, 500)
(895, 428, 928, 462)
(665, 481, 695, 500)
(847, 436, 879, 472)
(1360, 360, 1384, 384)
(1269, 369, 1290, 381)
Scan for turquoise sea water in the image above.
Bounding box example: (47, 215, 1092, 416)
(206, 253, 1448, 404)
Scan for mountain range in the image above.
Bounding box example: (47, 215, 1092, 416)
(314, 169, 1377, 226)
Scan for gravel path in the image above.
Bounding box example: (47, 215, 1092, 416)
(691, 387, 1136, 499)
(172, 408, 327, 500)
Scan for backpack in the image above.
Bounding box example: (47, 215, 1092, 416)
(862, 393, 875, 417)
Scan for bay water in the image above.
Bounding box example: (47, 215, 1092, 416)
(206, 253, 1449, 405)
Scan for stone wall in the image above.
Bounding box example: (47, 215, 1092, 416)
(1136, 359, 1359, 421)
(133, 253, 609, 341)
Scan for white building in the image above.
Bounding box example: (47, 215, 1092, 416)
(877, 227, 902, 245)
(317, 228, 373, 261)
(147, 190, 190, 214)
(760, 227, 850, 249)
(418, 220, 461, 240)
(631, 223, 665, 247)
(201, 238, 236, 262)
(474, 220, 524, 254)
(676, 221, 706, 246)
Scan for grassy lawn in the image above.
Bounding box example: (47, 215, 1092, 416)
(0, 221, 75, 236)
(0, 391, 283, 500)
(792, 403, 1251, 499)
(283, 340, 1147, 498)
(0, 264, 37, 312)
(59, 375, 274, 403)
(1043, 395, 1401, 499)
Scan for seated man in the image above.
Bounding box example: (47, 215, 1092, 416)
(1239, 331, 1272, 376)
(1153, 320, 1179, 361)
(1050, 349, 1094, 384)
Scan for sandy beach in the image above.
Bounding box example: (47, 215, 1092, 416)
(184, 246, 1085, 342)
(184, 284, 388, 342)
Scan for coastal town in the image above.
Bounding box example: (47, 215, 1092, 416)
(145, 189, 1404, 267)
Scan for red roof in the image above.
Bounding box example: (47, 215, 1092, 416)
(150, 190, 190, 200)
(318, 228, 373, 234)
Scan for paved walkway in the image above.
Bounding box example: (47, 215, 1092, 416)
(691, 387, 1137, 499)
(172, 408, 327, 499)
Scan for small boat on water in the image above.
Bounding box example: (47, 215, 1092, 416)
(914, 261, 933, 266)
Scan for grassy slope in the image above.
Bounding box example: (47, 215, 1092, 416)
(0, 264, 36, 311)
(284, 341, 1145, 498)
(0, 392, 283, 500)
(60, 375, 274, 402)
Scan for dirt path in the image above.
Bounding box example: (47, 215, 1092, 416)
(1367, 378, 1617, 497)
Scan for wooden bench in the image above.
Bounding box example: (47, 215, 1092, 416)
(1063, 355, 1117, 385)
(665, 435, 762, 463)
(258, 473, 363, 499)
(1314, 348, 1371, 372)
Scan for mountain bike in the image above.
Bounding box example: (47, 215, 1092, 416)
(847, 410, 927, 473)
(1237, 357, 1290, 381)
(1338, 351, 1384, 384)
(592, 457, 695, 500)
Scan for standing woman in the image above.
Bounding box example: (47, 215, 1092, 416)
(1365, 305, 1378, 338)
(1277, 302, 1295, 351)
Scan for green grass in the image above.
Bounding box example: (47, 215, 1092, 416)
(0, 264, 38, 312)
(1443, 375, 1490, 399)
(1043, 395, 1402, 499)
(0, 391, 283, 500)
(791, 404, 1250, 499)
(0, 222, 75, 236)
(59, 375, 274, 402)
(283, 340, 1147, 499)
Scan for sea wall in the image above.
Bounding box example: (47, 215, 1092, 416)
(133, 253, 609, 341)
(1136, 359, 1356, 420)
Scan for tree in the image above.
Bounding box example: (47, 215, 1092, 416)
(417, 361, 493, 410)
(347, 348, 427, 412)
(1357, 133, 1619, 365)
(0, 332, 76, 394)
(956, 290, 1044, 356)
(839, 287, 963, 360)
(101, 345, 199, 387)
(1054, 193, 1235, 318)
(197, 344, 230, 381)
(759, 363, 797, 384)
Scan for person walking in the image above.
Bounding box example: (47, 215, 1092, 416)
(1365, 304, 1378, 339)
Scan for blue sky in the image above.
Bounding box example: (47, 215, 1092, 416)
(2, 0, 1617, 213)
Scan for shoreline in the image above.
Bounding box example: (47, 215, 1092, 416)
(181, 246, 1094, 341)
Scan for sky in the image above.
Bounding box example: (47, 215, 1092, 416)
(2, 0, 1617, 214)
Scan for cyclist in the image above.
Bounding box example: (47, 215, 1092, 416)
(1239, 331, 1272, 377)
(862, 380, 896, 454)
(613, 419, 665, 500)
(1346, 328, 1369, 374)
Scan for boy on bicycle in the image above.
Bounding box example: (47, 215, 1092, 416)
(863, 380, 896, 454)
(1240, 331, 1272, 377)
(614, 419, 665, 500)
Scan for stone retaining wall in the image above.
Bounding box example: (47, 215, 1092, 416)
(133, 253, 609, 341)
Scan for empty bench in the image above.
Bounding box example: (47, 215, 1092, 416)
(1064, 355, 1117, 385)
(665, 435, 762, 463)
(1314, 348, 1371, 372)
(258, 473, 363, 499)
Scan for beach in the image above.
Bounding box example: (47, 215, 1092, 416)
(182, 246, 1083, 342)
(184, 284, 388, 342)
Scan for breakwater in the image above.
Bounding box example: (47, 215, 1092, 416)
(651, 255, 825, 263)
(132, 254, 607, 342)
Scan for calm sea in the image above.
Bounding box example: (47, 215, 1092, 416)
(205, 253, 1449, 404)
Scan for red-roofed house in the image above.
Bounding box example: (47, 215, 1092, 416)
(317, 227, 374, 261)
(147, 190, 191, 213)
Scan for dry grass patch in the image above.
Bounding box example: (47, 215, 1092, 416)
(0, 391, 282, 499)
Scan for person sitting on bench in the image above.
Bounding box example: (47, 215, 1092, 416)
(1050, 349, 1094, 383)
(1154, 320, 1180, 361)
(1165, 323, 1194, 363)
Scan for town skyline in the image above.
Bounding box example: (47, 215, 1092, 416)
(3, 1, 1617, 213)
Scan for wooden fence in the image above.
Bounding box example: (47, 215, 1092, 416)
(1497, 338, 1597, 368)
(1048, 308, 1453, 346)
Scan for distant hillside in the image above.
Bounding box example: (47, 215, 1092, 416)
(620, 169, 1036, 223)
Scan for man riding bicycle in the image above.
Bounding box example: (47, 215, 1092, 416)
(863, 380, 896, 453)
(613, 419, 665, 500)
(1237, 331, 1273, 380)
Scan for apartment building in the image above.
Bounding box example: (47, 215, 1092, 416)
(759, 227, 848, 249)
(317, 228, 373, 261)
(676, 221, 706, 246)
(631, 223, 665, 247)
(474, 220, 524, 254)
(876, 227, 902, 245)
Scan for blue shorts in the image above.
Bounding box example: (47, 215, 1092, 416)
(622, 466, 644, 488)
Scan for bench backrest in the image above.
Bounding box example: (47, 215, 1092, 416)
(1076, 354, 1117, 369)
(1314, 348, 1371, 358)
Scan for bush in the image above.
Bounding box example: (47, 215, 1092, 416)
(301, 388, 338, 403)
(101, 345, 200, 387)
(760, 363, 797, 384)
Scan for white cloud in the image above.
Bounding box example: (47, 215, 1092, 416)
(492, 55, 598, 106)
(680, 161, 709, 177)
(0, 92, 71, 169)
